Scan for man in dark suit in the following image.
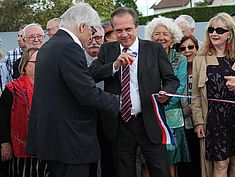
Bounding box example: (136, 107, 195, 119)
(26, 3, 119, 177)
(89, 7, 179, 177)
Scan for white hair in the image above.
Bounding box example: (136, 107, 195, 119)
(95, 26, 105, 37)
(59, 2, 100, 30)
(22, 23, 45, 39)
(175, 15, 195, 29)
(145, 16, 183, 44)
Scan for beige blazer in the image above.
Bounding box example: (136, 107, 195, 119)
(192, 54, 235, 177)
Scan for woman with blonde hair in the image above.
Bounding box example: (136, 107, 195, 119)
(192, 12, 235, 177)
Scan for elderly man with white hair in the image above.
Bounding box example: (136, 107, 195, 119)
(26, 3, 119, 177)
(13, 23, 45, 79)
(175, 14, 196, 37)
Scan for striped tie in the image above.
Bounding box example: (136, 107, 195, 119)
(121, 48, 132, 122)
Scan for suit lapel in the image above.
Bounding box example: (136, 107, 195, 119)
(138, 40, 146, 81)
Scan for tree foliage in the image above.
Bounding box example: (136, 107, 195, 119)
(0, 0, 141, 31)
(114, 0, 142, 17)
(84, 0, 115, 22)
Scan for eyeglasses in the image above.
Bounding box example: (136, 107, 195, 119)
(89, 36, 103, 43)
(179, 45, 195, 52)
(208, 27, 229, 34)
(26, 34, 45, 41)
(27, 60, 36, 63)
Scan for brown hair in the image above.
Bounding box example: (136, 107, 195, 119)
(111, 7, 139, 28)
(180, 35, 199, 50)
(19, 47, 39, 75)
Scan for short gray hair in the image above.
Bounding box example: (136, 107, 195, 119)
(175, 15, 195, 29)
(145, 16, 183, 44)
(22, 23, 44, 39)
(95, 26, 105, 37)
(59, 2, 100, 30)
(48, 18, 60, 26)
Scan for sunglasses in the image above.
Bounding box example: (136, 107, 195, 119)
(179, 45, 195, 52)
(208, 27, 229, 34)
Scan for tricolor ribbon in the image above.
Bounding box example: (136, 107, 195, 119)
(154, 92, 235, 104)
(151, 94, 175, 145)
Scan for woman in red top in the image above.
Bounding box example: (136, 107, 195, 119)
(0, 47, 48, 177)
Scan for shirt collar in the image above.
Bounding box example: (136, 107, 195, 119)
(120, 37, 139, 52)
(60, 27, 82, 48)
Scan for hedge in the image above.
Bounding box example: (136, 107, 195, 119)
(139, 4, 235, 25)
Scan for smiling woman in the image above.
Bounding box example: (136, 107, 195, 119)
(192, 12, 235, 177)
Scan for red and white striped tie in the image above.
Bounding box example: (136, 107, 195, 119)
(121, 48, 132, 122)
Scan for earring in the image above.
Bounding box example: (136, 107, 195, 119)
(209, 42, 213, 49)
(226, 42, 231, 52)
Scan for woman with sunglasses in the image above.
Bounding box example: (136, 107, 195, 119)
(0, 48, 48, 177)
(192, 12, 235, 177)
(176, 35, 201, 177)
(144, 16, 190, 177)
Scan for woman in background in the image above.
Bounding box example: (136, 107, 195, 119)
(192, 12, 235, 177)
(177, 35, 201, 177)
(0, 47, 48, 177)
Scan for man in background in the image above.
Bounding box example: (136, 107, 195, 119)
(46, 18, 60, 38)
(175, 15, 195, 37)
(13, 23, 45, 79)
(0, 25, 26, 90)
(102, 21, 117, 42)
(85, 26, 104, 67)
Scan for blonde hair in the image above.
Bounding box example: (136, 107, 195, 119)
(19, 48, 39, 75)
(198, 12, 235, 60)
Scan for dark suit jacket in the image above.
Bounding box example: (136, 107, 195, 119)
(26, 29, 119, 164)
(89, 39, 179, 143)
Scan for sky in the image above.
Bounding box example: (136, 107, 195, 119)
(136, 0, 203, 16)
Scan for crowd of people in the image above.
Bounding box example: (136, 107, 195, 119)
(0, 2, 235, 177)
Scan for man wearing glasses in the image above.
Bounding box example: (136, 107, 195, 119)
(85, 26, 104, 66)
(13, 23, 45, 79)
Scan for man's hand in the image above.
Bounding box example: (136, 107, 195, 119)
(224, 76, 235, 91)
(194, 124, 205, 138)
(1, 143, 12, 161)
(113, 53, 135, 70)
(156, 90, 168, 103)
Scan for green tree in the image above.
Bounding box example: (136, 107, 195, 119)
(0, 0, 40, 31)
(75, 0, 115, 22)
(114, 0, 142, 16)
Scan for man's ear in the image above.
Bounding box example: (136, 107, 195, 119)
(191, 28, 195, 33)
(79, 23, 86, 33)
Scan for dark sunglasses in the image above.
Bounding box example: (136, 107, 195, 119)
(179, 45, 195, 52)
(208, 27, 229, 34)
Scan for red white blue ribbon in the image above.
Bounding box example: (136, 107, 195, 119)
(151, 94, 175, 145)
(154, 92, 235, 104)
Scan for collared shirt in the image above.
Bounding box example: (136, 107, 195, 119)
(60, 27, 83, 48)
(0, 47, 22, 91)
(115, 37, 141, 115)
